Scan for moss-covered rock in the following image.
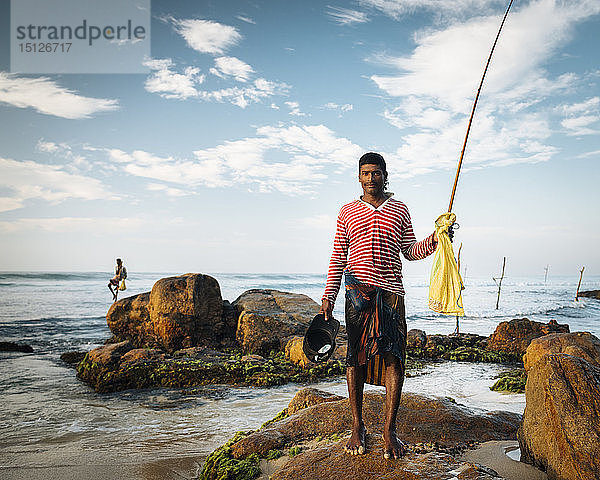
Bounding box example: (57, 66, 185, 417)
(200, 431, 260, 480)
(490, 369, 527, 393)
(76, 347, 347, 393)
(406, 332, 522, 365)
(204, 387, 521, 480)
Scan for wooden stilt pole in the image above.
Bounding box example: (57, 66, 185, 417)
(544, 264, 549, 284)
(454, 243, 463, 334)
(493, 257, 506, 310)
(576, 267, 585, 301)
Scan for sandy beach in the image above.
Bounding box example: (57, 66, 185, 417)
(459, 441, 548, 480)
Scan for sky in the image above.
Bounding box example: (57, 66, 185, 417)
(0, 0, 599, 279)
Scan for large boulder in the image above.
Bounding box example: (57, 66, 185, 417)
(106, 292, 152, 346)
(487, 318, 568, 355)
(149, 274, 224, 351)
(76, 340, 134, 389)
(523, 331, 600, 372)
(233, 289, 319, 354)
(518, 353, 600, 480)
(232, 389, 520, 458)
(107, 274, 227, 352)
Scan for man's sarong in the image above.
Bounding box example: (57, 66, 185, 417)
(344, 273, 407, 386)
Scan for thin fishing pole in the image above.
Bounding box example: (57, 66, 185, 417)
(448, 0, 515, 213)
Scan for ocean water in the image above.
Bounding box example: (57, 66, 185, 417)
(1, 271, 599, 473)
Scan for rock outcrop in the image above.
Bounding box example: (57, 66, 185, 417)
(577, 289, 600, 299)
(203, 387, 521, 480)
(486, 318, 568, 355)
(271, 443, 501, 480)
(0, 341, 33, 353)
(76, 345, 345, 393)
(233, 289, 319, 354)
(149, 274, 224, 351)
(523, 331, 600, 372)
(518, 353, 600, 480)
(106, 292, 152, 346)
(231, 390, 520, 458)
(106, 274, 231, 352)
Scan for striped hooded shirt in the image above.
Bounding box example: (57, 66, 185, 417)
(322, 196, 437, 304)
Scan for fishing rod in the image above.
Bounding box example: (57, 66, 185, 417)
(448, 0, 515, 213)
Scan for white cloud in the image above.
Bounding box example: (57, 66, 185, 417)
(359, 0, 500, 20)
(174, 19, 242, 55)
(561, 115, 599, 136)
(0, 73, 119, 119)
(558, 96, 600, 136)
(0, 216, 146, 233)
(37, 141, 63, 154)
(211, 56, 254, 82)
(285, 101, 306, 116)
(144, 59, 287, 107)
(103, 124, 362, 195)
(368, 0, 600, 176)
(0, 157, 112, 212)
(144, 58, 205, 99)
(236, 15, 256, 24)
(324, 102, 354, 115)
(200, 78, 289, 108)
(326, 6, 370, 25)
(558, 96, 600, 116)
(146, 183, 189, 197)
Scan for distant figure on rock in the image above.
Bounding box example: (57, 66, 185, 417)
(108, 258, 127, 302)
(320, 152, 439, 459)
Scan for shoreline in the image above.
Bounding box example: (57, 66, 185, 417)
(458, 441, 548, 480)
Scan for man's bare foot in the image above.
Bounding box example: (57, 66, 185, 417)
(382, 431, 407, 459)
(344, 425, 367, 455)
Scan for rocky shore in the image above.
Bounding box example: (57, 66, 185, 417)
(68, 273, 569, 393)
(60, 273, 600, 479)
(202, 330, 600, 480)
(201, 386, 521, 480)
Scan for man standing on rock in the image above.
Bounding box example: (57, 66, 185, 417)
(320, 152, 438, 459)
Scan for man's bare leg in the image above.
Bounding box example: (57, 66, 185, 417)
(382, 352, 407, 459)
(344, 364, 367, 455)
(108, 283, 117, 301)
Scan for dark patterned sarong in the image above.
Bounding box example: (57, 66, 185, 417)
(345, 272, 407, 386)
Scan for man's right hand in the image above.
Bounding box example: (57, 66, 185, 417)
(320, 299, 333, 321)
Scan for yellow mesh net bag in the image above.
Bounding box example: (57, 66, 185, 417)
(429, 212, 464, 316)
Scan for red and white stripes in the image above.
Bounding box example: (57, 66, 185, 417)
(323, 197, 436, 304)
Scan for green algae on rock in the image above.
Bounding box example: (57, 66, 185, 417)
(200, 431, 261, 480)
(406, 334, 522, 364)
(76, 347, 346, 393)
(490, 369, 526, 393)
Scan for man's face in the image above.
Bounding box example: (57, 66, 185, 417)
(359, 163, 386, 196)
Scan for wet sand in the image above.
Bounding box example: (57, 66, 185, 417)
(0, 456, 205, 480)
(2, 441, 549, 480)
(459, 440, 548, 480)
